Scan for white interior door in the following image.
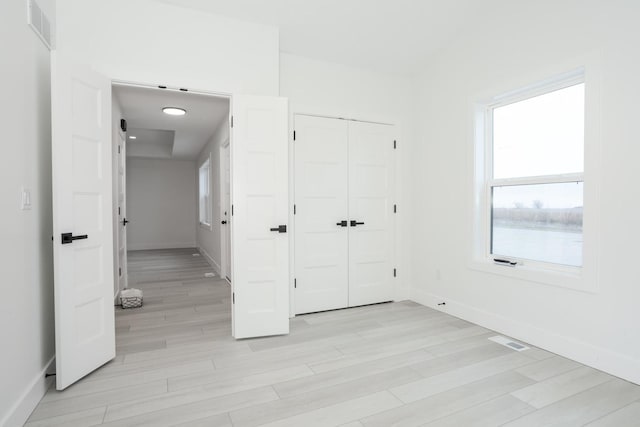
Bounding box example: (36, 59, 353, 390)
(220, 142, 231, 282)
(294, 115, 349, 314)
(51, 53, 115, 390)
(231, 95, 289, 339)
(348, 121, 395, 307)
(117, 131, 128, 294)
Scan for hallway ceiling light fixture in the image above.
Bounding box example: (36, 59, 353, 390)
(129, 136, 137, 139)
(162, 107, 187, 116)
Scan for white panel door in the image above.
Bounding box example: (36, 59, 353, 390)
(51, 53, 115, 390)
(231, 95, 289, 339)
(221, 142, 232, 282)
(348, 121, 395, 307)
(294, 115, 349, 314)
(117, 131, 128, 294)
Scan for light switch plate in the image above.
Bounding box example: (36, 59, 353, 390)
(21, 187, 32, 210)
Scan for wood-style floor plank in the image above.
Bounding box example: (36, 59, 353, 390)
(26, 248, 640, 427)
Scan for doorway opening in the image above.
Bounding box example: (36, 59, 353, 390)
(111, 82, 232, 323)
(51, 57, 290, 389)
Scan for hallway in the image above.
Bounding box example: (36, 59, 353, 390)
(116, 249, 228, 355)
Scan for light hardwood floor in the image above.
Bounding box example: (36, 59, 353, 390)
(27, 248, 640, 426)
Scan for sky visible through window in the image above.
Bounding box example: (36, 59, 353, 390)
(493, 83, 585, 180)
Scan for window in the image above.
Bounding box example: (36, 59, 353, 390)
(487, 79, 585, 268)
(199, 158, 211, 227)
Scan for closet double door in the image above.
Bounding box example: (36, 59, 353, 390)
(294, 115, 395, 315)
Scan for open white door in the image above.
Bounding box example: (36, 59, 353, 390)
(220, 142, 232, 282)
(116, 131, 128, 295)
(51, 53, 115, 390)
(231, 95, 289, 339)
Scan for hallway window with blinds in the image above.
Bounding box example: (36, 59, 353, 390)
(199, 158, 211, 228)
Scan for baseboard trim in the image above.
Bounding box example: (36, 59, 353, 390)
(197, 246, 221, 276)
(2, 356, 55, 427)
(128, 242, 196, 251)
(410, 288, 640, 385)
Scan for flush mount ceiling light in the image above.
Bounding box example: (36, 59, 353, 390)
(162, 107, 187, 116)
(129, 136, 137, 140)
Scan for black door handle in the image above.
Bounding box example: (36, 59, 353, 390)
(336, 220, 348, 227)
(221, 220, 227, 225)
(270, 225, 287, 233)
(61, 233, 88, 244)
(123, 218, 130, 226)
(350, 220, 365, 227)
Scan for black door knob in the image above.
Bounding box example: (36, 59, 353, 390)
(270, 225, 287, 233)
(221, 220, 227, 225)
(61, 233, 88, 244)
(350, 220, 365, 227)
(336, 220, 348, 227)
(123, 218, 130, 226)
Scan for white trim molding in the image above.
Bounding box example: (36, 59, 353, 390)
(410, 288, 640, 385)
(470, 62, 603, 293)
(2, 357, 55, 427)
(198, 246, 221, 276)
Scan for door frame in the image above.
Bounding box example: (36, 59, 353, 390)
(290, 112, 400, 317)
(110, 79, 233, 302)
(219, 138, 231, 282)
(113, 127, 128, 302)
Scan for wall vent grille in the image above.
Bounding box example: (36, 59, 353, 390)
(27, 0, 53, 50)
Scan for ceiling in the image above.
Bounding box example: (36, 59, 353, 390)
(155, 0, 484, 75)
(113, 85, 229, 160)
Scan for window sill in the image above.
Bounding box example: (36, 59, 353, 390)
(468, 259, 598, 294)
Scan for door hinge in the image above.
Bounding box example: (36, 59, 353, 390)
(294, 204, 296, 215)
(230, 115, 234, 128)
(118, 145, 121, 154)
(393, 268, 397, 277)
(120, 119, 127, 132)
(294, 278, 297, 289)
(231, 205, 234, 216)
(118, 207, 121, 215)
(119, 267, 122, 277)
(394, 204, 397, 213)
(293, 130, 296, 141)
(393, 140, 397, 149)
(232, 292, 235, 304)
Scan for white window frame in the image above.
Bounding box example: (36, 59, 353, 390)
(199, 156, 212, 229)
(470, 66, 602, 293)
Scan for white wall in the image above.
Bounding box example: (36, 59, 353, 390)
(280, 53, 417, 308)
(127, 158, 197, 251)
(410, 0, 640, 384)
(0, 1, 55, 425)
(196, 117, 230, 273)
(55, 0, 279, 96)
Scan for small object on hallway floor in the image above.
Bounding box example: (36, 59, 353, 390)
(204, 272, 215, 278)
(120, 288, 143, 309)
